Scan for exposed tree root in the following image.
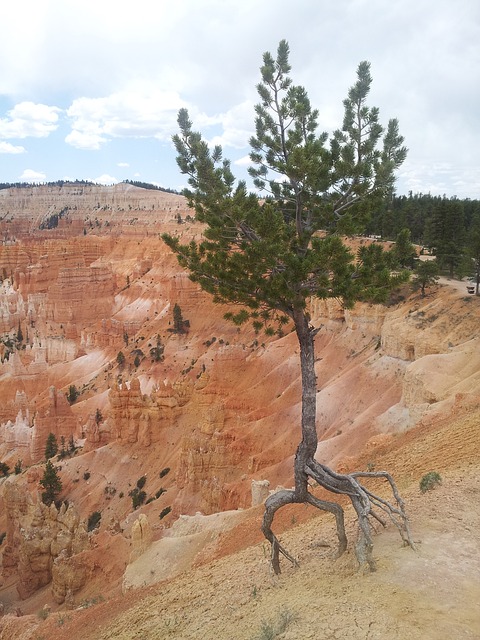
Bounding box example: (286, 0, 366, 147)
(261, 458, 415, 575)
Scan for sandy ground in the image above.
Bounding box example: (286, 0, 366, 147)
(3, 406, 480, 640)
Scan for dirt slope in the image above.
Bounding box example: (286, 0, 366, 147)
(3, 408, 479, 640)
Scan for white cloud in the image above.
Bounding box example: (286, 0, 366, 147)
(208, 101, 255, 150)
(65, 89, 188, 149)
(65, 129, 106, 151)
(0, 141, 26, 154)
(0, 0, 479, 197)
(94, 174, 119, 185)
(0, 102, 60, 139)
(19, 168, 46, 183)
(234, 155, 251, 167)
(117, 162, 129, 167)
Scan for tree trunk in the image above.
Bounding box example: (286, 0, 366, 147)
(292, 308, 318, 500)
(261, 308, 415, 574)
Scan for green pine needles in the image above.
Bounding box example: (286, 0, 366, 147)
(163, 40, 413, 574)
(163, 40, 408, 336)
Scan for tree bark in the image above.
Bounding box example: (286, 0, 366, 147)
(261, 307, 414, 574)
(292, 307, 318, 499)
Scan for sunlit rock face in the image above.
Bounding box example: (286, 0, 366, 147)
(2, 478, 89, 601)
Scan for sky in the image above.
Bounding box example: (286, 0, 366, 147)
(0, 0, 479, 198)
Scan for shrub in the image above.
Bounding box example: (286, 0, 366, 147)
(136, 475, 147, 490)
(83, 471, 91, 481)
(66, 384, 79, 404)
(159, 506, 172, 520)
(155, 488, 166, 499)
(0, 461, 10, 477)
(420, 471, 442, 493)
(14, 459, 22, 474)
(159, 467, 170, 478)
(129, 488, 147, 510)
(87, 511, 102, 532)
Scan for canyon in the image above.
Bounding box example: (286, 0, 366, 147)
(0, 183, 479, 639)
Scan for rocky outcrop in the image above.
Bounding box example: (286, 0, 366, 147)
(130, 513, 153, 562)
(108, 377, 192, 446)
(176, 398, 247, 514)
(2, 478, 89, 601)
(0, 386, 77, 464)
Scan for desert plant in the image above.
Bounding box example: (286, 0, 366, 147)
(0, 461, 10, 477)
(159, 467, 170, 478)
(253, 608, 297, 640)
(159, 506, 172, 519)
(129, 488, 147, 510)
(66, 384, 79, 404)
(136, 475, 147, 490)
(14, 459, 22, 474)
(87, 511, 102, 532)
(420, 471, 442, 493)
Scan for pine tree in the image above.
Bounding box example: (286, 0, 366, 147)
(392, 228, 417, 268)
(172, 303, 185, 333)
(16, 322, 23, 343)
(40, 460, 62, 506)
(163, 41, 413, 573)
(412, 259, 440, 297)
(44, 432, 58, 460)
(465, 211, 480, 294)
(431, 197, 466, 277)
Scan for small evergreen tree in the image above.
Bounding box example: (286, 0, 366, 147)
(67, 384, 79, 404)
(40, 460, 62, 506)
(87, 511, 102, 532)
(14, 459, 22, 474)
(172, 303, 186, 333)
(16, 322, 23, 343)
(412, 259, 440, 297)
(0, 461, 10, 477)
(392, 228, 417, 268)
(44, 432, 58, 460)
(465, 213, 480, 294)
(116, 351, 126, 367)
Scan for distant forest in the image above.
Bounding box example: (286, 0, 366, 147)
(0, 179, 179, 195)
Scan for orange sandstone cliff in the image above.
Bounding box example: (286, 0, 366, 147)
(0, 184, 479, 632)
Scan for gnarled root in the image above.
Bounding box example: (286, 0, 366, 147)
(262, 459, 415, 575)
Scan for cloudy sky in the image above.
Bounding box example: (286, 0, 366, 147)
(0, 0, 479, 198)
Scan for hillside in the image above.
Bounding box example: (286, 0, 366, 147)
(0, 184, 479, 639)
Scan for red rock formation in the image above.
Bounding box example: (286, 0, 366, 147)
(2, 477, 89, 601)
